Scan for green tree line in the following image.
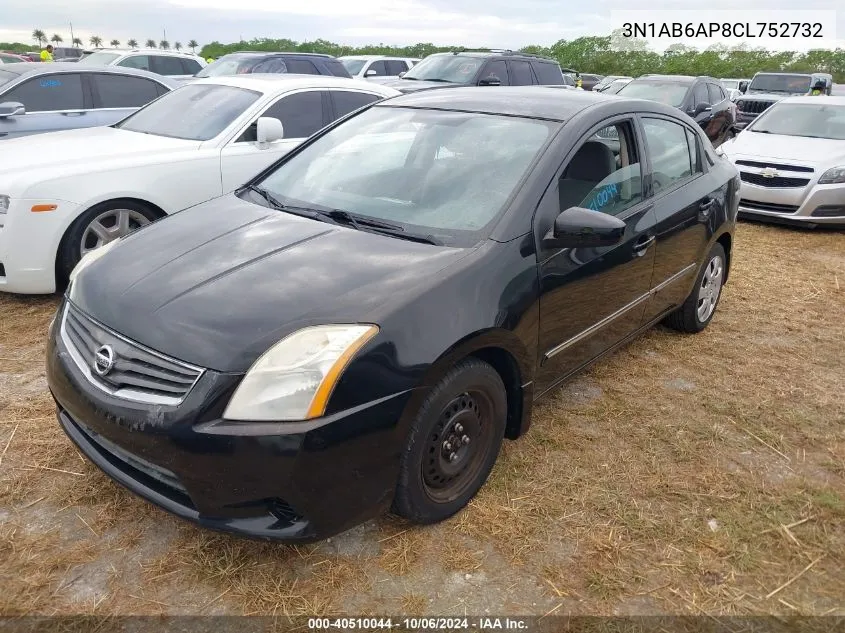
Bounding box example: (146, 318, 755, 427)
(4, 33, 844, 81)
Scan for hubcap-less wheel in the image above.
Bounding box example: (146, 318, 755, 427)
(80, 208, 151, 256)
(697, 254, 724, 322)
(423, 391, 493, 503)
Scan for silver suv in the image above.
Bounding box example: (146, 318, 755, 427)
(78, 48, 206, 80)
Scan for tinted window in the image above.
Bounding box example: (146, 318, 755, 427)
(402, 55, 483, 84)
(117, 55, 151, 71)
(4, 74, 84, 112)
(366, 61, 388, 76)
(685, 128, 703, 174)
(253, 58, 288, 73)
(91, 74, 161, 108)
(483, 61, 509, 85)
(707, 83, 724, 103)
(617, 80, 690, 107)
(692, 83, 709, 105)
(267, 90, 325, 138)
(533, 62, 564, 85)
(180, 58, 202, 75)
(324, 59, 352, 78)
(151, 55, 186, 76)
(509, 61, 535, 86)
(385, 60, 407, 75)
(559, 122, 644, 217)
(332, 90, 381, 118)
(643, 118, 695, 191)
(285, 59, 320, 75)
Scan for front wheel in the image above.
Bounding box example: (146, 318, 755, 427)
(392, 358, 507, 524)
(663, 242, 726, 333)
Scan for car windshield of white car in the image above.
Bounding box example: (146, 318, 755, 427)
(616, 81, 689, 107)
(340, 59, 367, 75)
(401, 55, 482, 84)
(195, 54, 261, 78)
(255, 106, 556, 246)
(751, 104, 845, 140)
(115, 84, 261, 141)
(78, 51, 122, 65)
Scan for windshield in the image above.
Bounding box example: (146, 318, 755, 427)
(256, 106, 555, 244)
(0, 68, 18, 86)
(401, 55, 482, 84)
(603, 80, 630, 95)
(78, 51, 122, 65)
(616, 81, 690, 107)
(340, 59, 367, 75)
(748, 74, 811, 94)
(116, 84, 260, 141)
(721, 79, 740, 90)
(750, 103, 845, 140)
(195, 54, 261, 78)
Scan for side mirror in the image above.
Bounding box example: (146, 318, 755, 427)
(398, 71, 406, 78)
(478, 75, 502, 86)
(693, 102, 712, 117)
(545, 207, 626, 249)
(365, 69, 377, 77)
(0, 101, 25, 118)
(738, 81, 748, 93)
(256, 117, 284, 145)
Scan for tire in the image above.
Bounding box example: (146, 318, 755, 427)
(392, 358, 507, 524)
(58, 200, 158, 286)
(663, 242, 726, 333)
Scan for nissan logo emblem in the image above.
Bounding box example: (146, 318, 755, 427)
(93, 345, 116, 377)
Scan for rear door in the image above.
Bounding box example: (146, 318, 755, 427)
(385, 60, 408, 76)
(88, 72, 164, 126)
(219, 89, 330, 192)
(364, 60, 388, 78)
(328, 89, 384, 119)
(637, 115, 714, 321)
(479, 60, 509, 85)
(508, 60, 536, 86)
(534, 117, 657, 394)
(150, 55, 192, 79)
(0, 72, 91, 139)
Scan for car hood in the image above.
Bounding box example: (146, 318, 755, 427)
(69, 193, 471, 373)
(0, 126, 200, 183)
(723, 131, 845, 165)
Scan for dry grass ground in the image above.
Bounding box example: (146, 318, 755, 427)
(1, 222, 843, 618)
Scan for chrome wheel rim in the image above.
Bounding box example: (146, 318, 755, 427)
(697, 254, 724, 323)
(80, 208, 151, 256)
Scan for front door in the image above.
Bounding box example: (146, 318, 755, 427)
(535, 117, 658, 395)
(0, 72, 91, 139)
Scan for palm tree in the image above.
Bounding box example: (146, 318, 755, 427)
(32, 29, 46, 46)
(72, 37, 83, 48)
(127, 38, 138, 48)
(110, 39, 120, 48)
(89, 35, 103, 48)
(159, 40, 170, 50)
(50, 34, 63, 46)
(174, 41, 182, 51)
(188, 39, 198, 53)
(145, 39, 156, 48)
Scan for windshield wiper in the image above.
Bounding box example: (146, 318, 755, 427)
(751, 129, 773, 134)
(313, 208, 405, 232)
(401, 76, 420, 81)
(423, 78, 455, 83)
(244, 184, 289, 211)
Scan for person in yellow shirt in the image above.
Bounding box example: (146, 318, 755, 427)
(40, 45, 54, 62)
(206, 57, 214, 63)
(810, 79, 825, 96)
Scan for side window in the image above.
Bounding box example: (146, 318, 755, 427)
(151, 55, 186, 76)
(366, 61, 388, 76)
(509, 61, 535, 86)
(285, 59, 320, 74)
(91, 74, 160, 108)
(240, 90, 325, 141)
(685, 128, 703, 175)
(642, 118, 697, 193)
(4, 74, 84, 111)
(331, 90, 381, 119)
(253, 58, 288, 73)
(385, 60, 407, 75)
(534, 62, 564, 84)
(180, 58, 202, 75)
(117, 55, 151, 71)
(692, 83, 710, 105)
(558, 121, 644, 216)
(482, 60, 509, 85)
(707, 83, 723, 104)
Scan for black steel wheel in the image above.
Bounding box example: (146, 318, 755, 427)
(392, 358, 507, 524)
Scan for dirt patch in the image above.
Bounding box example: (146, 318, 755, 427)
(1, 223, 844, 617)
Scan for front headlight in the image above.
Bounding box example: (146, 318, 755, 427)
(223, 324, 379, 421)
(68, 239, 119, 284)
(818, 166, 845, 185)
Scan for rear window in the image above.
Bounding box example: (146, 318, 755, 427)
(533, 62, 564, 85)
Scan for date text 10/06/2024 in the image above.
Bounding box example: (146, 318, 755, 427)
(307, 617, 530, 630)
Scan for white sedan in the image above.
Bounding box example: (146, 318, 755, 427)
(720, 96, 845, 228)
(0, 75, 400, 294)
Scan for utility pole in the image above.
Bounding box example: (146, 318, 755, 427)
(69, 22, 75, 46)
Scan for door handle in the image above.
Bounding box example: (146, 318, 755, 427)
(61, 111, 85, 116)
(633, 235, 655, 255)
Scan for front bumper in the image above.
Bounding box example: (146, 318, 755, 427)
(47, 303, 415, 541)
(738, 181, 845, 229)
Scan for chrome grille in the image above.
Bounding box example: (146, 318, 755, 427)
(739, 172, 810, 188)
(739, 199, 799, 214)
(60, 302, 203, 405)
(736, 99, 775, 114)
(735, 160, 814, 174)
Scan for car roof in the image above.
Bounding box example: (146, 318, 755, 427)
(636, 74, 702, 83)
(191, 73, 400, 94)
(775, 95, 845, 105)
(338, 55, 418, 60)
(376, 85, 673, 121)
(0, 61, 179, 85)
(91, 48, 200, 57)
(753, 71, 811, 76)
(226, 51, 333, 58)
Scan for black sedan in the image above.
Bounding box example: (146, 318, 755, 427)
(617, 74, 737, 147)
(47, 87, 739, 542)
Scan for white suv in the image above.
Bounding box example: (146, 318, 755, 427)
(79, 49, 207, 80)
(338, 56, 420, 79)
